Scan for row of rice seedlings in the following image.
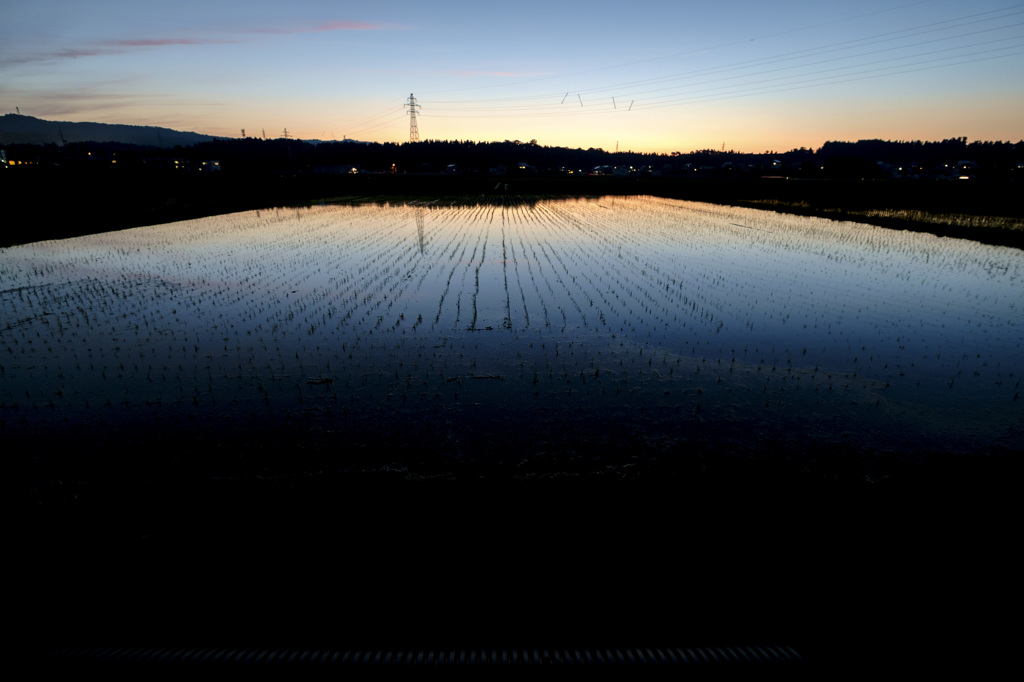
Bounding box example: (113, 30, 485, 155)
(568, 197, 1019, 406)
(1, 198, 1020, 449)
(335, 195, 1015, 419)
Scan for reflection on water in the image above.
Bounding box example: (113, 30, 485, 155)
(1, 197, 1020, 456)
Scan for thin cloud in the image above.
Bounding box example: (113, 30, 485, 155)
(26, 89, 171, 103)
(57, 48, 118, 59)
(13, 94, 158, 119)
(9, 86, 220, 121)
(0, 48, 121, 66)
(3, 19, 386, 66)
(313, 21, 380, 32)
(2, 41, 218, 66)
(107, 38, 232, 47)
(100, 20, 380, 45)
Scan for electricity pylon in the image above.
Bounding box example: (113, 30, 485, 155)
(405, 93, 421, 142)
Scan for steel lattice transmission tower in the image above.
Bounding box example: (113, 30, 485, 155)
(405, 93, 421, 142)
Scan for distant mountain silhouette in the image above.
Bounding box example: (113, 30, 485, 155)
(0, 114, 219, 147)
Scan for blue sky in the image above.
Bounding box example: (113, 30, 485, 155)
(2, 0, 1021, 152)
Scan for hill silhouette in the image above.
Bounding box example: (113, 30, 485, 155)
(0, 113, 218, 147)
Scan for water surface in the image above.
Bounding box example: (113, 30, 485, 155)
(2, 196, 1020, 460)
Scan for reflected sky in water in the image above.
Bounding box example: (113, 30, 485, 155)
(2, 197, 1020, 456)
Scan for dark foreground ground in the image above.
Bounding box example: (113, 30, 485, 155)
(11, 416, 1017, 676)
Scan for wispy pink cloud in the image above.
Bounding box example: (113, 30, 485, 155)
(100, 21, 382, 46)
(3, 20, 387, 67)
(0, 48, 119, 66)
(314, 21, 379, 32)
(58, 48, 117, 58)
(6, 89, 171, 118)
(94, 21, 377, 47)
(1, 41, 218, 66)
(106, 38, 232, 47)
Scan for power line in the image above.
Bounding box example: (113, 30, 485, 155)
(574, 29, 1024, 112)
(415, 6, 1024, 119)
(629, 45, 1024, 112)
(337, 104, 407, 138)
(343, 111, 409, 141)
(427, 0, 945, 96)
(595, 9, 1024, 100)
(418, 45, 1022, 120)
(419, 5, 1022, 118)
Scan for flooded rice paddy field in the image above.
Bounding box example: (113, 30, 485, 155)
(2, 195, 1021, 475)
(10, 194, 1020, 669)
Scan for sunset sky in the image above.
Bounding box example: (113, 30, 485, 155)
(2, 0, 1021, 153)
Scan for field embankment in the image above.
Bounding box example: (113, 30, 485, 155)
(3, 168, 1021, 248)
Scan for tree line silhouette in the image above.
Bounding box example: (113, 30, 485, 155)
(4, 136, 1022, 178)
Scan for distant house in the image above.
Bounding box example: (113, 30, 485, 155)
(957, 161, 979, 180)
(198, 160, 222, 172)
(0, 149, 7, 168)
(141, 157, 191, 171)
(956, 160, 979, 178)
(314, 164, 360, 174)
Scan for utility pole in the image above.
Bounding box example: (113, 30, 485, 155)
(405, 93, 421, 142)
(282, 128, 290, 140)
